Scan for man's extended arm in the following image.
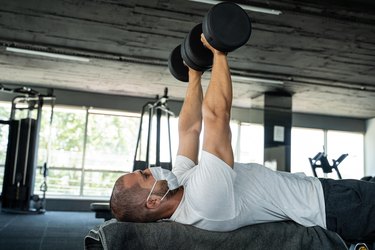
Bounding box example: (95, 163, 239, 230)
(177, 68, 203, 164)
(201, 35, 234, 168)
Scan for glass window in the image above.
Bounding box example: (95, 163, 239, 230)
(230, 121, 240, 162)
(84, 109, 162, 196)
(236, 123, 264, 164)
(35, 106, 86, 196)
(38, 169, 82, 196)
(84, 110, 140, 172)
(292, 128, 364, 180)
(39, 107, 86, 169)
(291, 127, 325, 176)
(83, 171, 123, 197)
(169, 117, 179, 164)
(327, 131, 364, 179)
(0, 102, 11, 189)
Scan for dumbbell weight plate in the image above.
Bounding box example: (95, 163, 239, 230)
(181, 23, 213, 72)
(168, 44, 189, 82)
(202, 2, 251, 52)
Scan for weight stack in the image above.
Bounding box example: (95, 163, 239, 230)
(1, 118, 38, 213)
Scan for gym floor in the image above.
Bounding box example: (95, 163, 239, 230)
(0, 209, 103, 250)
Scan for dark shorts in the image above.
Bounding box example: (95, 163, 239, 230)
(319, 178, 375, 243)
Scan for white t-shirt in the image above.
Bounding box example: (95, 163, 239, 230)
(170, 150, 326, 232)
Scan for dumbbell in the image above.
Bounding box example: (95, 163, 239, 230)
(168, 23, 212, 82)
(202, 2, 252, 53)
(168, 1, 252, 82)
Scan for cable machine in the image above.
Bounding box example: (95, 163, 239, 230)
(133, 87, 175, 171)
(0, 87, 55, 214)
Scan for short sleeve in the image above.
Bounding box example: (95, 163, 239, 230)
(173, 155, 196, 179)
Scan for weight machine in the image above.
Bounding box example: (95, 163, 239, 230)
(133, 87, 175, 171)
(0, 86, 55, 214)
(308, 151, 348, 179)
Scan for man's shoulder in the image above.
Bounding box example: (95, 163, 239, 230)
(173, 155, 196, 173)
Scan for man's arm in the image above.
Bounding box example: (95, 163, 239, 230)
(177, 68, 203, 164)
(201, 35, 234, 168)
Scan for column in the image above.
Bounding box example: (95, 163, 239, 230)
(263, 91, 292, 172)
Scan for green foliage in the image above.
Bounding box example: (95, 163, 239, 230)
(87, 114, 139, 154)
(52, 110, 86, 152)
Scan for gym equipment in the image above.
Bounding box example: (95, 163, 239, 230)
(181, 23, 213, 72)
(0, 87, 55, 214)
(169, 24, 213, 82)
(90, 202, 112, 221)
(168, 45, 189, 82)
(168, 2, 252, 82)
(202, 2, 252, 53)
(133, 87, 175, 171)
(361, 176, 375, 182)
(308, 151, 348, 179)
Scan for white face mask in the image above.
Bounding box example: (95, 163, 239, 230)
(146, 167, 179, 202)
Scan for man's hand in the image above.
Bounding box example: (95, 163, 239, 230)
(201, 34, 226, 56)
(188, 67, 203, 78)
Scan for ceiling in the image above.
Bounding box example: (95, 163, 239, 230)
(0, 0, 374, 119)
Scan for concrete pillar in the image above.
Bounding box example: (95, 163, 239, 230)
(263, 91, 292, 172)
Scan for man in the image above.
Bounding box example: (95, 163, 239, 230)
(110, 35, 375, 245)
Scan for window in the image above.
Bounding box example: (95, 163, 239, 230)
(291, 128, 324, 176)
(32, 105, 182, 198)
(83, 109, 140, 196)
(327, 131, 364, 179)
(35, 106, 86, 196)
(0, 102, 11, 189)
(234, 122, 264, 164)
(33, 106, 143, 197)
(291, 127, 364, 179)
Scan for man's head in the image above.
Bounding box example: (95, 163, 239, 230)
(109, 169, 170, 222)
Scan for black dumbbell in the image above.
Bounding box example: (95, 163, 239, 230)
(202, 2, 251, 53)
(168, 44, 189, 82)
(168, 24, 213, 82)
(168, 2, 252, 81)
(181, 23, 213, 72)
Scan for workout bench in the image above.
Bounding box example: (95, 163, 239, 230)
(90, 202, 113, 221)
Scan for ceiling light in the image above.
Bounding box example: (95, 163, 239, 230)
(232, 75, 284, 85)
(190, 0, 282, 15)
(5, 47, 90, 62)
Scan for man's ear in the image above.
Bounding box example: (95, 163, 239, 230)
(146, 195, 161, 209)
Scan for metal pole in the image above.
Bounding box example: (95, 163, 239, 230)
(146, 105, 153, 167)
(80, 107, 89, 196)
(156, 104, 161, 167)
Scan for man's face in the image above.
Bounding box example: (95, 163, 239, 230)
(123, 169, 169, 197)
